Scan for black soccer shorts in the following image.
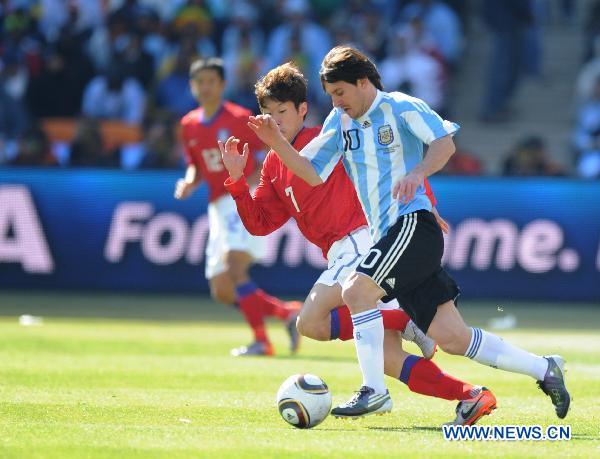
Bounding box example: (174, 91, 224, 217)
(355, 210, 460, 332)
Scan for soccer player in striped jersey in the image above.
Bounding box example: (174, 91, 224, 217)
(247, 47, 570, 422)
(219, 62, 497, 425)
(175, 58, 300, 357)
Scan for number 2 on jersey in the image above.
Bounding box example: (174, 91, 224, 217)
(285, 186, 300, 213)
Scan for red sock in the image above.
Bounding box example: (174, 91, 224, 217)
(236, 282, 268, 343)
(332, 306, 411, 341)
(332, 306, 354, 340)
(400, 355, 475, 401)
(382, 308, 410, 332)
(254, 289, 292, 320)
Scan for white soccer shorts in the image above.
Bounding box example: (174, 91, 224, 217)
(205, 193, 264, 279)
(315, 226, 399, 310)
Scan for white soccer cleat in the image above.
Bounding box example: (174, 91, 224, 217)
(331, 386, 393, 418)
(401, 319, 437, 359)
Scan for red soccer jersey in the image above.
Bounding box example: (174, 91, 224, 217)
(226, 126, 367, 257)
(180, 101, 263, 202)
(225, 126, 439, 258)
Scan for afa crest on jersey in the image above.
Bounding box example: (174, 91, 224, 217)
(217, 129, 230, 142)
(377, 125, 394, 145)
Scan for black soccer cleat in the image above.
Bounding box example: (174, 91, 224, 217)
(331, 386, 392, 418)
(537, 355, 570, 419)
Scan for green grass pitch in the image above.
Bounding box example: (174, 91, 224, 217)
(0, 292, 599, 458)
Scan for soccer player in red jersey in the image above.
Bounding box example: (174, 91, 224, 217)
(175, 58, 300, 357)
(219, 63, 495, 425)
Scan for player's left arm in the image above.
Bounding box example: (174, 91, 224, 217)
(393, 100, 459, 203)
(423, 179, 449, 234)
(393, 135, 455, 203)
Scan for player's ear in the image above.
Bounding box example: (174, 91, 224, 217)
(298, 102, 308, 118)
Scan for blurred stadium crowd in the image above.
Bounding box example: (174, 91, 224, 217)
(0, 0, 598, 177)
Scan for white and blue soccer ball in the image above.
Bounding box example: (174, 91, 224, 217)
(276, 374, 332, 429)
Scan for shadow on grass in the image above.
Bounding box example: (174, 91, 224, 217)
(1, 292, 599, 330)
(368, 426, 440, 433)
(272, 354, 355, 363)
(571, 434, 600, 442)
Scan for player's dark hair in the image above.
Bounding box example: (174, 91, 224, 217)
(255, 62, 308, 111)
(319, 46, 383, 91)
(189, 57, 225, 81)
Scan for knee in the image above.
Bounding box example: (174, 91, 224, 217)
(226, 254, 251, 284)
(341, 274, 382, 312)
(210, 279, 235, 305)
(341, 284, 358, 309)
(227, 265, 248, 285)
(341, 282, 372, 312)
(296, 312, 329, 341)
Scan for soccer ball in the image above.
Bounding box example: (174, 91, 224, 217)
(276, 374, 332, 429)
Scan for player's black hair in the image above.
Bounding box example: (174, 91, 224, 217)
(255, 62, 307, 116)
(319, 46, 383, 91)
(189, 57, 225, 81)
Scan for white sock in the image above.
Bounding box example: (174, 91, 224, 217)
(351, 309, 386, 394)
(465, 327, 549, 380)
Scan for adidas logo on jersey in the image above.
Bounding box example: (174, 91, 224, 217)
(385, 278, 396, 289)
(361, 120, 372, 128)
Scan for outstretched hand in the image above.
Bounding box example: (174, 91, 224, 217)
(247, 114, 284, 147)
(218, 136, 248, 182)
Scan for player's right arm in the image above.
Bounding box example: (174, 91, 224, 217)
(219, 137, 290, 235)
(392, 97, 459, 203)
(423, 179, 449, 234)
(175, 119, 202, 200)
(174, 164, 201, 199)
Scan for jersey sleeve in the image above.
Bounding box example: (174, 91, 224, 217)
(400, 97, 460, 145)
(423, 178, 437, 207)
(299, 109, 343, 182)
(224, 156, 290, 235)
(180, 121, 203, 180)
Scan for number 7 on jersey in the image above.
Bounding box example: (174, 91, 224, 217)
(285, 186, 300, 213)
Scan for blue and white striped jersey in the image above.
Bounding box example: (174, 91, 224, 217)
(300, 90, 459, 242)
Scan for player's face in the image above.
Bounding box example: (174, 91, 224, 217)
(260, 99, 307, 142)
(190, 69, 225, 106)
(324, 79, 369, 119)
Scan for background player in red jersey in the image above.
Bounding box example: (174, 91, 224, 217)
(218, 63, 495, 425)
(175, 58, 300, 357)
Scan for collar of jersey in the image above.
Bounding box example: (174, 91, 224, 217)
(199, 103, 224, 126)
(290, 125, 305, 146)
(355, 90, 383, 125)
